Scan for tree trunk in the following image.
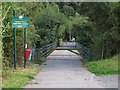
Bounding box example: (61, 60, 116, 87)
(69, 31, 71, 41)
(101, 32, 106, 60)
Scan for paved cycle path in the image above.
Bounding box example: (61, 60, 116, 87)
(24, 49, 105, 88)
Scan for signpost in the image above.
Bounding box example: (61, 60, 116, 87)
(24, 28, 27, 68)
(13, 10, 16, 70)
(12, 10, 30, 69)
(12, 16, 30, 28)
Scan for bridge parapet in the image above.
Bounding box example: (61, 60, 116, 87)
(76, 42, 92, 60)
(32, 42, 57, 61)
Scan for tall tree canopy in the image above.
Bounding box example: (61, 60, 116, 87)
(2, 2, 120, 68)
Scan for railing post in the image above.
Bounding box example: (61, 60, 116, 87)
(88, 48, 92, 60)
(13, 10, 17, 70)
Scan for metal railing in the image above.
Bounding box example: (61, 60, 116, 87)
(32, 42, 92, 61)
(76, 42, 92, 60)
(32, 42, 57, 61)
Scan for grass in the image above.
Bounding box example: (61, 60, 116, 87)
(84, 55, 119, 76)
(2, 63, 40, 89)
(0, 70, 1, 90)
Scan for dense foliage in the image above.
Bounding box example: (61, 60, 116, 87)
(34, 3, 67, 47)
(2, 2, 120, 70)
(76, 2, 120, 59)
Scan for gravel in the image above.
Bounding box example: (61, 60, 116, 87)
(95, 74, 119, 88)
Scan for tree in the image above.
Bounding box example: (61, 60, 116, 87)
(76, 2, 120, 59)
(2, 2, 43, 67)
(34, 3, 67, 47)
(62, 5, 75, 17)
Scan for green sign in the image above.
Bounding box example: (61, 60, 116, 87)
(12, 16, 30, 28)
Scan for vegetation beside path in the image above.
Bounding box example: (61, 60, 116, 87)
(84, 55, 119, 76)
(2, 63, 40, 89)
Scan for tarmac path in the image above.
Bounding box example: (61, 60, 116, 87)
(24, 49, 106, 88)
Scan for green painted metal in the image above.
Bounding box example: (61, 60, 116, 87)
(13, 10, 16, 69)
(76, 42, 92, 60)
(35, 42, 57, 61)
(12, 16, 30, 28)
(24, 28, 27, 68)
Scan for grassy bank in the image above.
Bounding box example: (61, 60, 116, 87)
(0, 70, 1, 90)
(84, 55, 119, 76)
(2, 63, 40, 89)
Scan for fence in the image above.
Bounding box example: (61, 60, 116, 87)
(76, 42, 92, 60)
(32, 42, 57, 62)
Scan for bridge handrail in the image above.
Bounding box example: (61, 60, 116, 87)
(39, 42, 57, 57)
(76, 42, 92, 60)
(33, 42, 57, 61)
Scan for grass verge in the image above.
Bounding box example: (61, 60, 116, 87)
(2, 63, 40, 89)
(83, 55, 119, 76)
(0, 70, 2, 90)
